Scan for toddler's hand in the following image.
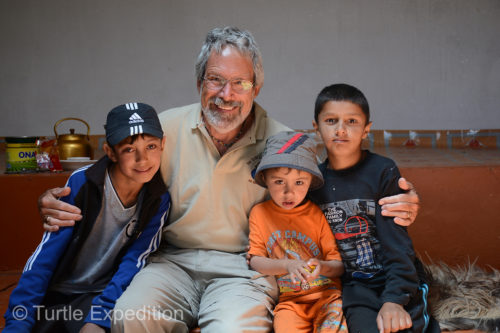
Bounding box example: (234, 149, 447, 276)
(306, 258, 321, 280)
(285, 259, 311, 284)
(376, 302, 412, 333)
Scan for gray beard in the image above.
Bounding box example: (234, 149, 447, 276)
(202, 98, 244, 134)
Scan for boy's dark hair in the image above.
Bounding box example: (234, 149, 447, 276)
(314, 83, 370, 123)
(109, 133, 158, 150)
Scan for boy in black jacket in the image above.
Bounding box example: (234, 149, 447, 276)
(309, 84, 439, 333)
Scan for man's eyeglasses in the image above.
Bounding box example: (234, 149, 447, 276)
(203, 76, 254, 94)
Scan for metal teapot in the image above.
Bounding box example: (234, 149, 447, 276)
(54, 117, 93, 160)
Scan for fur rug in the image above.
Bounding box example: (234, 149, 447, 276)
(425, 261, 500, 332)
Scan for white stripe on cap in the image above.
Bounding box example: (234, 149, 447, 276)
(125, 103, 139, 110)
(129, 125, 144, 136)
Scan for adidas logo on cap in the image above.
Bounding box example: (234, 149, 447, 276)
(129, 112, 144, 124)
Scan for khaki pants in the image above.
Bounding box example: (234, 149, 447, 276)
(112, 247, 278, 333)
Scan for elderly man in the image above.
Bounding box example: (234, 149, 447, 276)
(39, 27, 420, 332)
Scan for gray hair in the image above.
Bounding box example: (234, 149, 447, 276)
(195, 26, 264, 88)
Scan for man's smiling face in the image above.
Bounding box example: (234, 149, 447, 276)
(199, 45, 260, 135)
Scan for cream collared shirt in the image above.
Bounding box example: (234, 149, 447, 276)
(158, 102, 289, 252)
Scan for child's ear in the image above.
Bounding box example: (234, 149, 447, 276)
(160, 136, 166, 150)
(362, 121, 373, 139)
(103, 143, 118, 162)
(312, 120, 324, 143)
(260, 172, 267, 186)
(312, 120, 319, 132)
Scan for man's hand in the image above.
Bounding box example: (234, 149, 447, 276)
(379, 178, 420, 227)
(376, 302, 412, 333)
(79, 322, 105, 333)
(38, 187, 82, 232)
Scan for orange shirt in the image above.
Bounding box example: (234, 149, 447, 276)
(249, 199, 342, 300)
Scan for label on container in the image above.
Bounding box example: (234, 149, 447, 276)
(6, 142, 39, 173)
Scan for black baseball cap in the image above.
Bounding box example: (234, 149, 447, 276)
(105, 102, 164, 146)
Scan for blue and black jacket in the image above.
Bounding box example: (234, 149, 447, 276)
(3, 156, 170, 332)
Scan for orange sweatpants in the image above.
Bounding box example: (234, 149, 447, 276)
(273, 288, 348, 333)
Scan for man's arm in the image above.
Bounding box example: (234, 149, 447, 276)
(379, 178, 420, 226)
(38, 187, 82, 231)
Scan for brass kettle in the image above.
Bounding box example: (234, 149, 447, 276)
(54, 117, 93, 160)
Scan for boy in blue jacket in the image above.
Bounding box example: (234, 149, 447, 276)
(4, 102, 171, 333)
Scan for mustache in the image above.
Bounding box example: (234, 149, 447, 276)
(211, 97, 242, 108)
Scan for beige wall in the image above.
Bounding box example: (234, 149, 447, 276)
(1, 0, 499, 137)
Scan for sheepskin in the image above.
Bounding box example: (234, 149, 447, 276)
(425, 262, 500, 332)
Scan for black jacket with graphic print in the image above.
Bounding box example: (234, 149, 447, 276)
(309, 151, 423, 306)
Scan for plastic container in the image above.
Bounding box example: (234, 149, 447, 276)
(5, 136, 39, 173)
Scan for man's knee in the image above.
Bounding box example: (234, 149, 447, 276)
(114, 279, 156, 315)
(112, 265, 190, 329)
(202, 315, 272, 333)
(112, 290, 148, 331)
(199, 299, 273, 332)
